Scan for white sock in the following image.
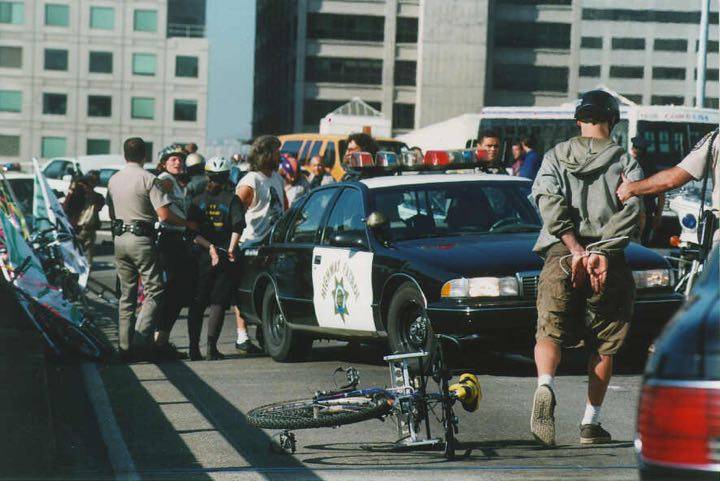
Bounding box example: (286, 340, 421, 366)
(581, 404, 602, 425)
(236, 329, 248, 344)
(538, 374, 554, 389)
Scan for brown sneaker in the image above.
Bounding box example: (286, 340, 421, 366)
(531, 384, 556, 447)
(580, 423, 611, 445)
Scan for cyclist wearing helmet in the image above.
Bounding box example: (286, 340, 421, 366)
(279, 154, 309, 207)
(185, 152, 208, 199)
(529, 89, 643, 447)
(186, 156, 258, 360)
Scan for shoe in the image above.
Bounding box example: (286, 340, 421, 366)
(235, 340, 263, 355)
(580, 423, 612, 445)
(188, 347, 203, 361)
(206, 349, 226, 361)
(531, 384, 556, 447)
(154, 343, 188, 361)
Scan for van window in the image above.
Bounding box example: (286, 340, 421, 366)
(308, 141, 322, 160)
(281, 140, 303, 156)
(298, 141, 313, 163)
(323, 141, 335, 167)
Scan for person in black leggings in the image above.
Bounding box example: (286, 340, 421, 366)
(186, 156, 246, 360)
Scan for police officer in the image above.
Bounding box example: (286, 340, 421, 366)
(186, 156, 250, 360)
(107, 138, 198, 361)
(185, 152, 208, 199)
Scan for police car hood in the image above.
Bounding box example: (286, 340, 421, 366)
(395, 234, 667, 277)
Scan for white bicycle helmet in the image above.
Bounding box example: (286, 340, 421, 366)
(186, 152, 205, 168)
(205, 156, 231, 173)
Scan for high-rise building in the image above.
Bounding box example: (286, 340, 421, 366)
(253, 0, 718, 137)
(0, 0, 208, 163)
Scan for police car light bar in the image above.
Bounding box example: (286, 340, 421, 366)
(342, 149, 483, 179)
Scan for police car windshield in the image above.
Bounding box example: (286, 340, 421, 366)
(371, 181, 541, 241)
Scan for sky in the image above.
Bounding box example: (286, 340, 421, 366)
(206, 0, 255, 142)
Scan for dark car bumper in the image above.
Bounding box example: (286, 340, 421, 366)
(425, 291, 684, 342)
(640, 461, 720, 481)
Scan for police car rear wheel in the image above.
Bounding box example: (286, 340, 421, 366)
(261, 287, 312, 362)
(387, 282, 435, 367)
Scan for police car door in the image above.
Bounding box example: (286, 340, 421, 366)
(312, 187, 375, 332)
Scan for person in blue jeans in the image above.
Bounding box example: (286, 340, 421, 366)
(519, 135, 542, 181)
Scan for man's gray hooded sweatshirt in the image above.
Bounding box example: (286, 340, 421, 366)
(531, 136, 643, 256)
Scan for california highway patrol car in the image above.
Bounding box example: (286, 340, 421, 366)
(236, 154, 683, 362)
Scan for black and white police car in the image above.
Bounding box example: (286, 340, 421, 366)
(236, 150, 684, 362)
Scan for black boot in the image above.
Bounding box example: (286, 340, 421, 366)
(205, 337, 225, 361)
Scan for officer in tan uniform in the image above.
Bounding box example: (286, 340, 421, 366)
(107, 138, 197, 361)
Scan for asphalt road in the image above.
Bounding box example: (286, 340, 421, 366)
(65, 253, 643, 481)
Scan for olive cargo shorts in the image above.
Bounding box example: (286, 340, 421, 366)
(536, 243, 635, 355)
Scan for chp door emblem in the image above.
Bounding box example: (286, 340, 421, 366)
(333, 278, 349, 322)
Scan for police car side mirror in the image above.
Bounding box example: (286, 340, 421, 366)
(366, 211, 391, 245)
(330, 231, 367, 250)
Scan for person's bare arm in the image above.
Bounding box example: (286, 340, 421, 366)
(617, 167, 694, 202)
(192, 235, 219, 266)
(236, 185, 254, 209)
(560, 231, 588, 289)
(155, 205, 198, 231)
(228, 231, 241, 262)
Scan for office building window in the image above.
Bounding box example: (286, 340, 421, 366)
(394, 61, 416, 86)
(45, 4, 69, 26)
(88, 95, 111, 117)
(579, 65, 601, 77)
(695, 68, 719, 81)
(396, 17, 418, 43)
(0, 90, 21, 112)
(41, 136, 66, 157)
(133, 9, 157, 32)
(622, 94, 643, 103)
(493, 64, 568, 92)
(704, 98, 719, 109)
(144, 142, 153, 163)
(306, 57, 382, 85)
(654, 39, 687, 51)
(0, 134, 19, 156)
(174, 99, 197, 121)
(609, 65, 644, 78)
(306, 13, 384, 42)
(86, 138, 110, 155)
(583, 9, 718, 24)
(43, 93, 67, 115)
(131, 98, 154, 119)
(651, 95, 684, 105)
(498, 0, 571, 4)
(44, 48, 68, 71)
(0, 2, 23, 24)
(696, 40, 719, 52)
(175, 56, 198, 77)
(90, 6, 114, 29)
(580, 36, 602, 49)
(132, 53, 156, 76)
(89, 51, 112, 73)
(495, 22, 570, 49)
(393, 103, 415, 130)
(0, 46, 21, 67)
(612, 37, 645, 50)
(652, 67, 685, 80)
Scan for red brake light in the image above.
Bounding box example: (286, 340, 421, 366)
(424, 150, 450, 166)
(637, 384, 720, 467)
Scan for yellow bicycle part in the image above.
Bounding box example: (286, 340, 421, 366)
(449, 373, 482, 413)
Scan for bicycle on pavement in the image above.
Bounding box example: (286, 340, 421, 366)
(247, 333, 481, 460)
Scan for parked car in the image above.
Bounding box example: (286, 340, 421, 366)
(235, 172, 684, 362)
(42, 155, 125, 197)
(636, 246, 719, 481)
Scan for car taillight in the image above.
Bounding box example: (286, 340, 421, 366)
(637, 382, 720, 468)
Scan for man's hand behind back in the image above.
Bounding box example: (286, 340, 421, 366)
(571, 254, 589, 289)
(587, 253, 608, 295)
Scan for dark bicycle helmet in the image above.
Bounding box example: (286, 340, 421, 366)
(574, 90, 620, 129)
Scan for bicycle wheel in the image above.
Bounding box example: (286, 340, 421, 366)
(248, 393, 393, 430)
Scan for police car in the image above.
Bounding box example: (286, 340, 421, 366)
(236, 150, 684, 362)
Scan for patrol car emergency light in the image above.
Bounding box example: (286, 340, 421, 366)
(423, 149, 479, 169)
(399, 150, 423, 168)
(375, 151, 398, 167)
(346, 152, 374, 168)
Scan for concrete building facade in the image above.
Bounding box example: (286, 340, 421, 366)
(0, 0, 208, 163)
(254, 0, 718, 138)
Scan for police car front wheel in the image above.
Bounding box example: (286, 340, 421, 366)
(387, 282, 436, 362)
(261, 286, 313, 362)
